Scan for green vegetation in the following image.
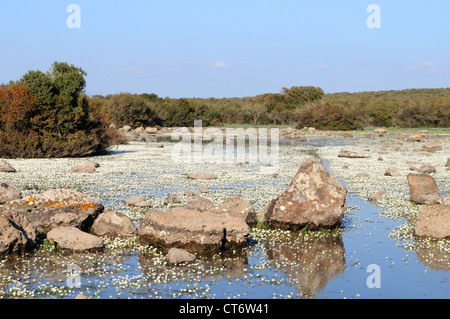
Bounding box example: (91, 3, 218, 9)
(96, 87, 449, 131)
(1, 61, 448, 159)
(0, 62, 123, 158)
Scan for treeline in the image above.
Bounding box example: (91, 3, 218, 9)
(1, 61, 449, 158)
(94, 87, 450, 131)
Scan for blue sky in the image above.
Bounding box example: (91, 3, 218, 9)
(0, 1, 449, 98)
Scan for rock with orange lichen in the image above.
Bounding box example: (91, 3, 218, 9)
(1, 189, 104, 234)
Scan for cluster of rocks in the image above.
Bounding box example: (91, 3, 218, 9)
(0, 157, 352, 261)
(406, 173, 450, 239)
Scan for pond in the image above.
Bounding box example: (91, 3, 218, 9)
(0, 135, 448, 299)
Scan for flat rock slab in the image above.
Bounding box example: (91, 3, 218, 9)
(138, 208, 250, 254)
(338, 150, 369, 158)
(206, 197, 257, 226)
(2, 189, 104, 234)
(47, 226, 104, 251)
(167, 248, 196, 265)
(186, 173, 218, 180)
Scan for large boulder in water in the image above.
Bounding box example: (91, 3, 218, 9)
(407, 174, 440, 205)
(138, 208, 250, 254)
(265, 158, 347, 230)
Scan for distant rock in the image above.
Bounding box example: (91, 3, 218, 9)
(199, 187, 210, 194)
(145, 127, 158, 134)
(414, 205, 450, 239)
(184, 190, 196, 197)
(91, 210, 137, 238)
(0, 183, 22, 204)
(417, 165, 436, 174)
(421, 142, 442, 153)
(69, 162, 99, 174)
(407, 174, 440, 205)
(369, 191, 386, 202)
(47, 226, 104, 251)
(163, 194, 181, 206)
(265, 158, 347, 230)
(0, 211, 36, 255)
(75, 293, 90, 299)
(338, 150, 369, 159)
(384, 168, 401, 177)
(125, 196, 152, 208)
(167, 248, 196, 265)
(446, 158, 450, 170)
(374, 128, 387, 135)
(355, 173, 369, 178)
(0, 160, 16, 173)
(186, 196, 214, 212)
(186, 173, 218, 180)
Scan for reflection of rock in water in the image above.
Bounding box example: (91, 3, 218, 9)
(415, 241, 450, 271)
(266, 233, 346, 298)
(138, 250, 248, 282)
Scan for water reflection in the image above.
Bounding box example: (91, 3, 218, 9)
(265, 233, 346, 297)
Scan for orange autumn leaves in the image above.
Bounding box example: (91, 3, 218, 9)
(0, 84, 37, 132)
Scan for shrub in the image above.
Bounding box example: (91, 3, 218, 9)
(0, 62, 122, 158)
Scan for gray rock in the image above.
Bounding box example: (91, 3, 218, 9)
(47, 226, 104, 251)
(338, 150, 369, 159)
(91, 210, 137, 238)
(0, 160, 16, 173)
(0, 211, 36, 255)
(414, 205, 450, 239)
(384, 168, 401, 177)
(0, 183, 22, 204)
(186, 196, 214, 212)
(167, 248, 196, 265)
(186, 173, 218, 180)
(125, 196, 152, 208)
(163, 194, 181, 206)
(69, 162, 98, 174)
(407, 174, 441, 205)
(206, 197, 257, 226)
(265, 158, 347, 230)
(421, 142, 442, 152)
(369, 191, 386, 201)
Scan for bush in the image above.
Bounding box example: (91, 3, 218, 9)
(297, 102, 364, 131)
(103, 93, 162, 128)
(0, 62, 122, 158)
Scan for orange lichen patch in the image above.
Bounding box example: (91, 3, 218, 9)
(27, 197, 34, 203)
(49, 201, 97, 210)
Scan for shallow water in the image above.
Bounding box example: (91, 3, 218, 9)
(0, 136, 448, 299)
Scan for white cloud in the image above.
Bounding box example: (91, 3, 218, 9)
(403, 61, 444, 74)
(317, 64, 330, 70)
(212, 61, 230, 69)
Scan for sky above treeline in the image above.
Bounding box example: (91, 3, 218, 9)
(0, 1, 449, 98)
